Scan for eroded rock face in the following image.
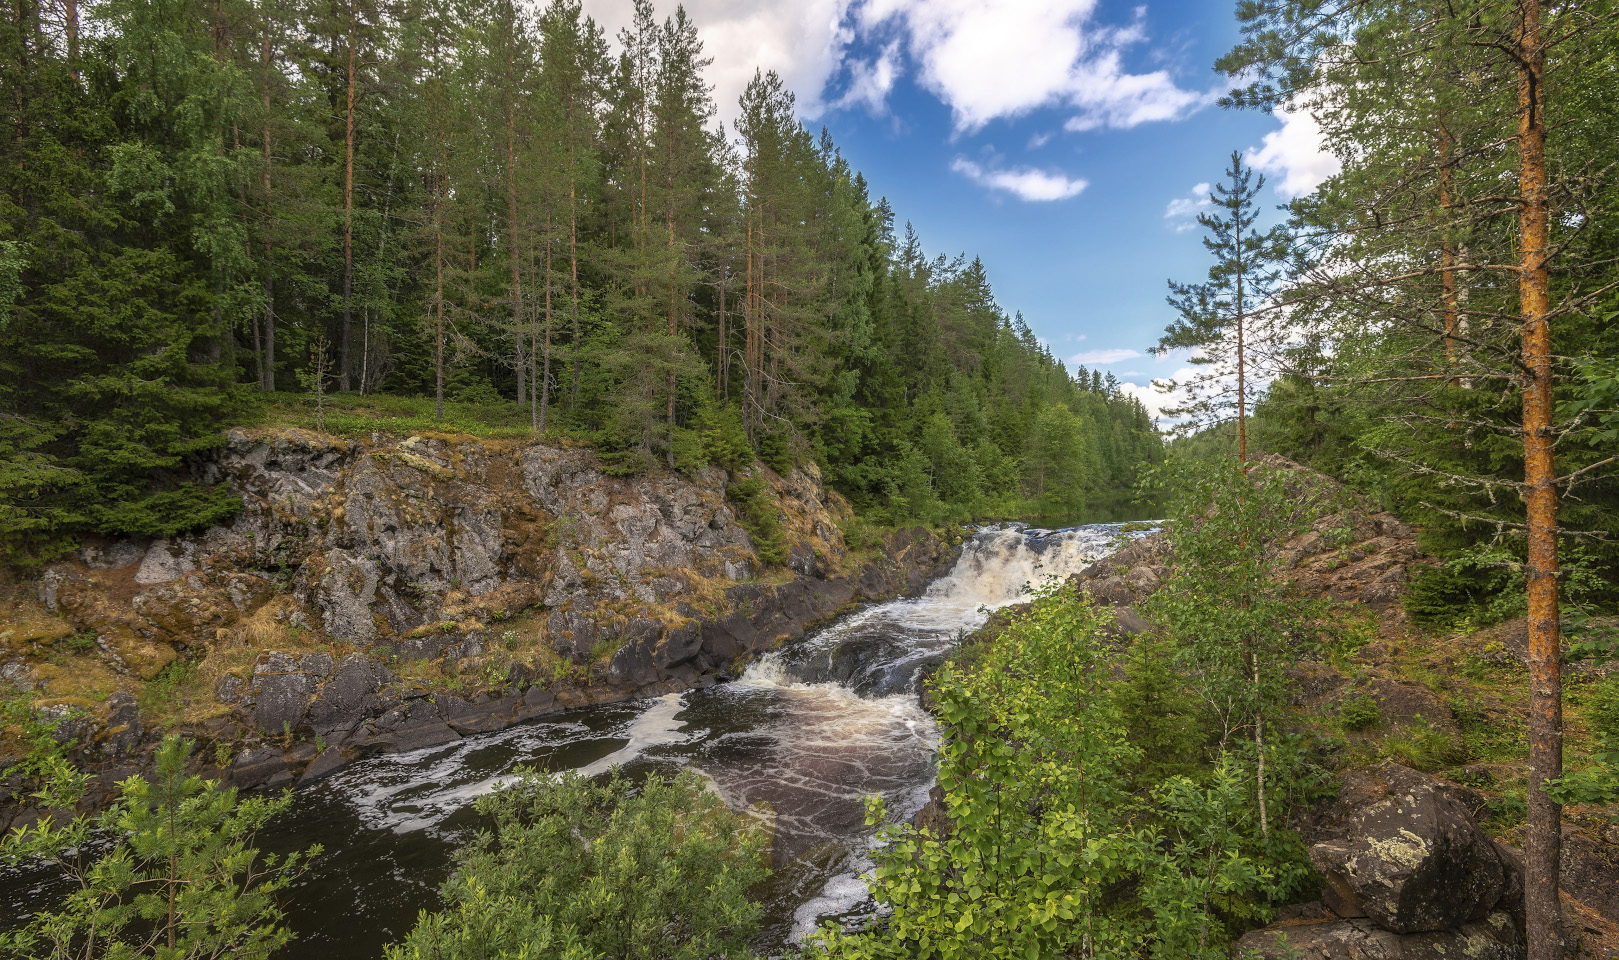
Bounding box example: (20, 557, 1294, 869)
(35, 428, 857, 669)
(1308, 765, 1510, 934)
(13, 428, 960, 795)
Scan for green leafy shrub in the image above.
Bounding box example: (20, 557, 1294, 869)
(1549, 678, 1619, 805)
(0, 736, 318, 959)
(696, 402, 753, 474)
(1382, 720, 1468, 771)
(1337, 692, 1383, 732)
(812, 592, 1311, 960)
(756, 430, 791, 475)
(390, 769, 768, 960)
(1403, 553, 1524, 630)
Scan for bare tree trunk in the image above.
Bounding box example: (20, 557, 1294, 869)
(1516, 3, 1562, 957)
(666, 180, 677, 467)
(64, 0, 76, 76)
(717, 262, 728, 401)
(1439, 120, 1460, 369)
(567, 128, 582, 413)
(1254, 654, 1268, 839)
(744, 205, 755, 435)
(339, 0, 357, 391)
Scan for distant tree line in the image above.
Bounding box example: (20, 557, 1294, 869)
(0, 0, 1161, 559)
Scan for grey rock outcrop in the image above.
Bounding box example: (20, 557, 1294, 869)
(1307, 764, 1510, 933)
(1236, 910, 1522, 960)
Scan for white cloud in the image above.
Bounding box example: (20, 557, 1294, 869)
(1069, 347, 1140, 365)
(952, 157, 1088, 201)
(1164, 181, 1211, 232)
(1245, 106, 1340, 199)
(1027, 131, 1053, 150)
(579, 1, 1212, 136)
(1116, 379, 1179, 420)
(582, 0, 856, 125)
(858, 0, 1209, 132)
(834, 39, 902, 113)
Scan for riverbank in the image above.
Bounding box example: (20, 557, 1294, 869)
(902, 455, 1619, 960)
(0, 427, 960, 828)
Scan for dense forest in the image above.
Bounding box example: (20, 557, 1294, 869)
(0, 0, 1160, 562)
(4, 0, 1618, 958)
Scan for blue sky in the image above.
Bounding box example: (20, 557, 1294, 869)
(582, 0, 1338, 416)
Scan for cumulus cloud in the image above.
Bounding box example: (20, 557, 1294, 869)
(1117, 375, 1192, 422)
(1164, 182, 1211, 232)
(1069, 347, 1140, 365)
(952, 157, 1088, 201)
(582, 0, 856, 124)
(858, 0, 1210, 132)
(1245, 106, 1340, 199)
(581, 0, 1212, 138)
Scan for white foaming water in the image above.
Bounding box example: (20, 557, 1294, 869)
(718, 523, 1135, 941)
(301, 524, 1142, 949)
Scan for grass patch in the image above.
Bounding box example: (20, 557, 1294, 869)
(1453, 694, 1530, 763)
(1381, 719, 1469, 771)
(252, 391, 543, 440)
(138, 657, 206, 720)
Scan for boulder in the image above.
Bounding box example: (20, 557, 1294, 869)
(1309, 765, 1509, 933)
(1235, 911, 1522, 960)
(305, 653, 392, 740)
(249, 651, 334, 734)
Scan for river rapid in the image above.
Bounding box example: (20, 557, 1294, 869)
(5, 524, 1135, 957)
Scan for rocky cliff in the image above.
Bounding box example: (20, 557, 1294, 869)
(2, 428, 954, 810)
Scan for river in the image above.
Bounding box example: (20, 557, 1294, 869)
(4, 523, 1134, 957)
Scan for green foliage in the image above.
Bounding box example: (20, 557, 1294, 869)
(729, 471, 787, 566)
(1549, 678, 1619, 805)
(0, 0, 1166, 561)
(386, 879, 593, 960)
(812, 592, 1311, 960)
(1336, 692, 1382, 732)
(1403, 553, 1524, 630)
(0, 736, 318, 960)
(0, 699, 81, 795)
(1141, 456, 1321, 750)
(390, 768, 768, 960)
(1382, 721, 1469, 773)
(1110, 635, 1211, 785)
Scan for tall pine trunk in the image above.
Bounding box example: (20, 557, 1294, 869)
(1515, 2, 1562, 956)
(541, 230, 553, 434)
(259, 32, 276, 391)
(339, 1, 357, 391)
(506, 78, 524, 409)
(434, 181, 445, 421)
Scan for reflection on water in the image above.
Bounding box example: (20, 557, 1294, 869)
(1, 524, 1137, 958)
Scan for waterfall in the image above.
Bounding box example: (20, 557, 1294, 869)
(140, 523, 1148, 959)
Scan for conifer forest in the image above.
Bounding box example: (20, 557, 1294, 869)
(2, 0, 1619, 959)
(0, 0, 1159, 560)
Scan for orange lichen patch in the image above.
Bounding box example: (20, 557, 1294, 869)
(0, 579, 76, 651)
(233, 595, 301, 648)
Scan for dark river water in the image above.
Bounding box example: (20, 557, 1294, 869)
(3, 524, 1135, 957)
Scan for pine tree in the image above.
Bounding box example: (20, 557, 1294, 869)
(1156, 153, 1289, 462)
(1221, 2, 1619, 951)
